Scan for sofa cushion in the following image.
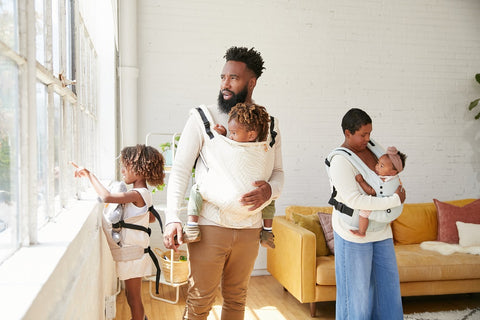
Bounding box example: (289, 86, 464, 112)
(456, 221, 480, 247)
(317, 212, 334, 255)
(392, 202, 438, 245)
(314, 244, 480, 286)
(434, 198, 480, 244)
(316, 255, 336, 285)
(395, 244, 480, 282)
(290, 212, 329, 256)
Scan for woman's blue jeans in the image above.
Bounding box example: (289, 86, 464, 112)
(334, 232, 403, 320)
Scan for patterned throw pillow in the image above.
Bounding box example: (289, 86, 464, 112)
(317, 212, 334, 255)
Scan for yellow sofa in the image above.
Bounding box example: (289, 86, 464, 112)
(267, 199, 480, 317)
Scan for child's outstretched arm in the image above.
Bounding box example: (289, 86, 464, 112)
(70, 161, 141, 205)
(355, 174, 376, 196)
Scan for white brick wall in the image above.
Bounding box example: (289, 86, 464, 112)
(137, 0, 480, 270)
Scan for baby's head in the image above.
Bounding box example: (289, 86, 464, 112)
(227, 103, 270, 142)
(375, 146, 407, 176)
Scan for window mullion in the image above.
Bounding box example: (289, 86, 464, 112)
(25, 0, 38, 244)
(47, 85, 55, 220)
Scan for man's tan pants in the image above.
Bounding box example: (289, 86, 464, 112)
(183, 225, 261, 320)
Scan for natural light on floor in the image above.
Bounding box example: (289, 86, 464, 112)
(208, 305, 288, 320)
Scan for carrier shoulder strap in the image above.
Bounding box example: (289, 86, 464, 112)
(325, 142, 378, 217)
(269, 116, 277, 147)
(196, 107, 214, 139)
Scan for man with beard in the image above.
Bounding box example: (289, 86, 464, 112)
(163, 46, 284, 320)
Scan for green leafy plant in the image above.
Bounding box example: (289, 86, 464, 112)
(152, 135, 181, 193)
(468, 73, 480, 120)
(159, 135, 180, 153)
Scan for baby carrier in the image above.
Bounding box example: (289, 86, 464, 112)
(193, 105, 278, 227)
(324, 140, 403, 231)
(101, 183, 163, 293)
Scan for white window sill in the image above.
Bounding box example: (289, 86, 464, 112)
(0, 199, 100, 320)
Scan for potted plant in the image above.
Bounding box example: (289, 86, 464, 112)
(159, 135, 180, 167)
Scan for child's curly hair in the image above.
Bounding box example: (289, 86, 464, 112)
(120, 144, 165, 186)
(228, 103, 270, 141)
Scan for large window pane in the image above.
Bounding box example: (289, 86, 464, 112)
(0, 54, 20, 261)
(53, 93, 61, 215)
(35, 0, 45, 65)
(0, 0, 18, 50)
(36, 83, 47, 226)
(52, 0, 60, 74)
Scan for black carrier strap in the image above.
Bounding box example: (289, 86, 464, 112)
(328, 186, 354, 217)
(325, 148, 355, 217)
(145, 246, 161, 294)
(269, 116, 277, 147)
(112, 221, 151, 236)
(148, 205, 163, 233)
(196, 107, 214, 139)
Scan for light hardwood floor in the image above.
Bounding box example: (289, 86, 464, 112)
(115, 275, 480, 320)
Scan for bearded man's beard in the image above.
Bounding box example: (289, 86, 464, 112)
(217, 85, 248, 114)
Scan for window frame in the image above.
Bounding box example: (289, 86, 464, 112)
(0, 0, 98, 262)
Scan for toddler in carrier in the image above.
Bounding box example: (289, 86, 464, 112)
(184, 103, 276, 248)
(352, 146, 407, 237)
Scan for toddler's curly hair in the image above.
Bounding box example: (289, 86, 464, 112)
(228, 103, 270, 142)
(120, 144, 165, 186)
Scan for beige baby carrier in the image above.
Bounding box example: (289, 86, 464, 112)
(101, 183, 163, 293)
(193, 106, 278, 227)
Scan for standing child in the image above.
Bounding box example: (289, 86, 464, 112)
(353, 146, 407, 237)
(184, 102, 276, 248)
(71, 144, 165, 320)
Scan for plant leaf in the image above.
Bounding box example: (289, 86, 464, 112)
(469, 99, 480, 110)
(475, 73, 480, 84)
(476, 111, 480, 120)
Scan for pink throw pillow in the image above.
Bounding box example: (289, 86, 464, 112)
(434, 198, 480, 244)
(317, 212, 334, 255)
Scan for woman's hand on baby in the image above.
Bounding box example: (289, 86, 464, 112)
(240, 181, 272, 211)
(395, 184, 406, 203)
(69, 161, 90, 178)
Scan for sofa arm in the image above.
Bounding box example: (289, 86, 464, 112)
(267, 216, 317, 303)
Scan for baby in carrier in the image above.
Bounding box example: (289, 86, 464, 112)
(352, 146, 407, 237)
(184, 103, 276, 248)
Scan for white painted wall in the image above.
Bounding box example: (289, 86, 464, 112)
(136, 1, 480, 271)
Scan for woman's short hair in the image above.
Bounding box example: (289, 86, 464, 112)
(341, 108, 372, 134)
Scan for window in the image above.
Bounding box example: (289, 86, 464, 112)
(0, 0, 99, 263)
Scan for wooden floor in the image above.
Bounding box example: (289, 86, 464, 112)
(115, 275, 480, 320)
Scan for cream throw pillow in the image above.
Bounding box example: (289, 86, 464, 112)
(456, 221, 480, 247)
